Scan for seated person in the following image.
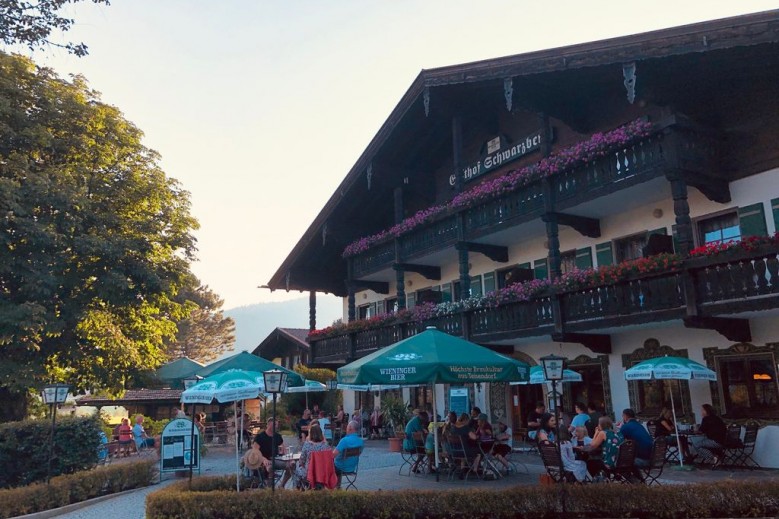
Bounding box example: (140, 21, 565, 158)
(254, 418, 292, 488)
(241, 442, 270, 482)
(586, 415, 623, 477)
(526, 402, 545, 440)
(403, 410, 429, 473)
(297, 409, 312, 442)
(449, 413, 481, 477)
(317, 411, 333, 443)
(619, 408, 653, 466)
(492, 421, 513, 473)
(697, 403, 728, 467)
(295, 423, 331, 487)
(475, 413, 493, 442)
(654, 407, 692, 462)
(559, 428, 588, 482)
(333, 420, 364, 488)
(536, 413, 557, 444)
(117, 417, 133, 453)
(573, 426, 593, 447)
(132, 415, 155, 449)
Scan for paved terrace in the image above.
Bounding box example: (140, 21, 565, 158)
(43, 436, 778, 519)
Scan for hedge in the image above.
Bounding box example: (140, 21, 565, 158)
(0, 415, 103, 488)
(0, 459, 156, 518)
(146, 476, 779, 519)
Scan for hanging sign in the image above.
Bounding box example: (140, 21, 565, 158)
(449, 128, 549, 186)
(160, 418, 200, 474)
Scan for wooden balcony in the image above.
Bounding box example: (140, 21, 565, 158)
(310, 244, 779, 365)
(351, 122, 714, 278)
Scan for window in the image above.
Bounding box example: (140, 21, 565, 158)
(470, 275, 483, 298)
(614, 233, 647, 262)
(560, 250, 577, 274)
(385, 298, 398, 313)
(440, 283, 452, 302)
(483, 272, 496, 294)
(406, 292, 416, 309)
(358, 303, 376, 320)
(716, 354, 778, 419)
(697, 211, 740, 246)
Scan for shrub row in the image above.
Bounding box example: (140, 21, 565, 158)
(0, 459, 156, 518)
(0, 415, 103, 488)
(146, 476, 779, 519)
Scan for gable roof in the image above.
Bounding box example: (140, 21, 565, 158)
(252, 327, 310, 358)
(266, 9, 779, 296)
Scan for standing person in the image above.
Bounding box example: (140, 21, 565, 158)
(370, 407, 383, 439)
(569, 402, 590, 434)
(254, 418, 292, 488)
(333, 420, 364, 489)
(527, 402, 546, 440)
(586, 403, 602, 438)
(335, 406, 345, 428)
(697, 404, 727, 468)
(619, 408, 653, 466)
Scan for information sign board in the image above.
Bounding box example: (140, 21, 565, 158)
(159, 418, 200, 474)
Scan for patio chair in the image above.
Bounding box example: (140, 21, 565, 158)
(728, 424, 760, 469)
(446, 434, 479, 481)
(604, 440, 637, 484)
(411, 431, 430, 476)
(722, 424, 743, 467)
(639, 436, 667, 486)
(338, 447, 361, 490)
(538, 441, 576, 483)
(397, 432, 414, 475)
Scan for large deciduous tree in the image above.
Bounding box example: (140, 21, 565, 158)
(0, 0, 109, 56)
(166, 277, 235, 363)
(0, 52, 199, 421)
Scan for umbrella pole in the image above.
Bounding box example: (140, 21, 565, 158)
(235, 403, 240, 492)
(189, 404, 196, 488)
(432, 383, 439, 482)
(669, 382, 685, 468)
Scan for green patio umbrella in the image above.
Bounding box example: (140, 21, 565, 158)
(155, 357, 204, 388)
(196, 351, 304, 387)
(337, 327, 530, 479)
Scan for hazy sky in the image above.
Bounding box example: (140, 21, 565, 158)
(16, 0, 777, 310)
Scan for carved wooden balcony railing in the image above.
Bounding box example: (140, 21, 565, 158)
(311, 244, 779, 365)
(352, 123, 717, 278)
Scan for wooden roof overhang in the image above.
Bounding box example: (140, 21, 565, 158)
(266, 10, 779, 296)
(252, 327, 310, 360)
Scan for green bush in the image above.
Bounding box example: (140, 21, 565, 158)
(0, 459, 155, 518)
(0, 415, 104, 488)
(146, 477, 779, 519)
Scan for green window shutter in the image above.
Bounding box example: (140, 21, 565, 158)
(533, 258, 548, 280)
(649, 227, 667, 236)
(441, 283, 452, 303)
(739, 203, 768, 238)
(517, 262, 531, 270)
(470, 275, 482, 298)
(483, 272, 496, 293)
(595, 242, 613, 267)
(771, 198, 779, 233)
(406, 292, 416, 309)
(575, 247, 593, 269)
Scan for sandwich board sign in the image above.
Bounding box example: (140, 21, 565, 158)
(160, 418, 200, 477)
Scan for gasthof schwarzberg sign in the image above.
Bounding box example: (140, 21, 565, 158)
(450, 129, 545, 186)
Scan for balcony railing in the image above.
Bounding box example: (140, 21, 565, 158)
(352, 123, 715, 278)
(311, 244, 779, 364)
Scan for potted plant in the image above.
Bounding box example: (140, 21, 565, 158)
(381, 395, 408, 452)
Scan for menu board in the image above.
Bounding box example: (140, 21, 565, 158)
(449, 387, 469, 417)
(160, 418, 200, 473)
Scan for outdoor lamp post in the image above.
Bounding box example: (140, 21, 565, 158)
(41, 383, 69, 484)
(540, 354, 565, 449)
(262, 369, 288, 492)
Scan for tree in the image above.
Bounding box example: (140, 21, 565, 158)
(0, 52, 199, 421)
(166, 278, 236, 363)
(0, 0, 109, 56)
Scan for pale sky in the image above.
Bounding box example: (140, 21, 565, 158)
(15, 0, 777, 310)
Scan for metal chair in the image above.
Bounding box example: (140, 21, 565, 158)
(723, 424, 743, 467)
(338, 447, 361, 490)
(538, 441, 576, 483)
(728, 424, 760, 469)
(605, 439, 637, 484)
(397, 432, 414, 475)
(446, 434, 479, 481)
(411, 431, 430, 476)
(639, 436, 667, 485)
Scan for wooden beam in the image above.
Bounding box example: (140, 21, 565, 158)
(456, 241, 509, 263)
(543, 212, 601, 238)
(684, 174, 731, 204)
(350, 280, 390, 295)
(552, 332, 612, 354)
(683, 317, 751, 342)
(393, 262, 441, 281)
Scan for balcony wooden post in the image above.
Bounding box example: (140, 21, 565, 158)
(452, 115, 463, 193)
(347, 260, 356, 322)
(457, 215, 471, 300)
(395, 241, 406, 310)
(668, 173, 694, 256)
(309, 291, 316, 331)
(542, 182, 562, 280)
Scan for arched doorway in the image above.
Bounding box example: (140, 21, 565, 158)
(508, 351, 543, 434)
(566, 354, 612, 416)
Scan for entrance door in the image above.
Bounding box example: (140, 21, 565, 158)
(510, 384, 543, 434)
(567, 364, 605, 412)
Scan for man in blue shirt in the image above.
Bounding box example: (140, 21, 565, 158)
(333, 420, 364, 488)
(619, 408, 653, 465)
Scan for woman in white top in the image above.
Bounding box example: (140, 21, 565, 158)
(558, 428, 588, 482)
